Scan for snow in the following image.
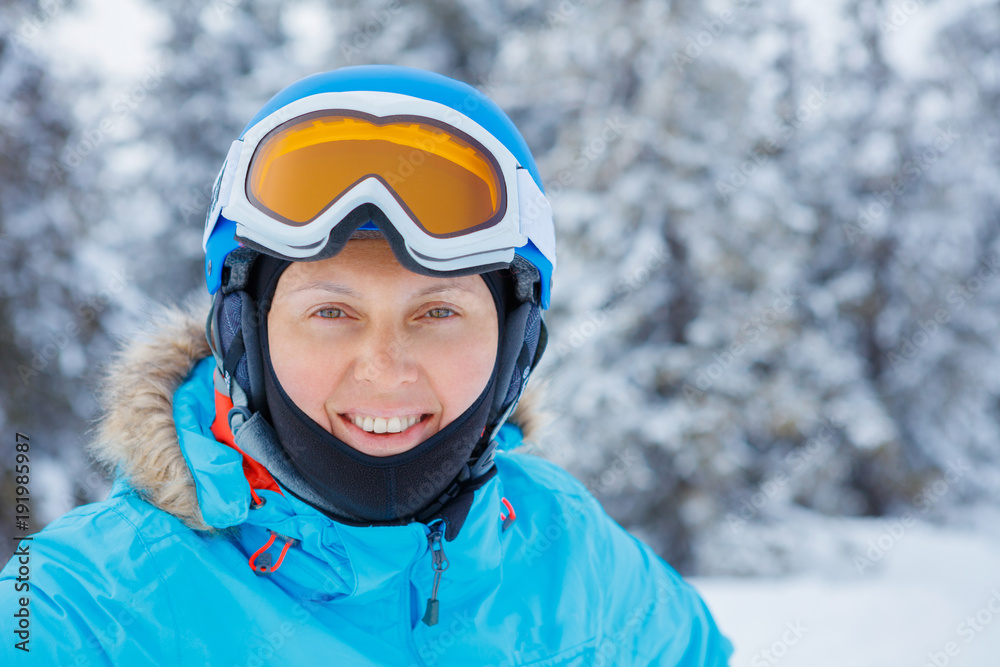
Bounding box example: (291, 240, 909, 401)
(787, 0, 854, 76)
(32, 456, 76, 521)
(695, 519, 1000, 666)
(33, 0, 168, 83)
(879, 0, 997, 81)
(4, 0, 1000, 659)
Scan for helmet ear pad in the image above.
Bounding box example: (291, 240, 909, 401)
(489, 299, 546, 431)
(211, 287, 268, 415)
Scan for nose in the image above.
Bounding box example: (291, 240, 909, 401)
(353, 323, 419, 387)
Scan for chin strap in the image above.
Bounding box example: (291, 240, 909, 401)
(413, 465, 473, 525)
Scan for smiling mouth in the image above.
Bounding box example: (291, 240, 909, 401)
(344, 413, 428, 434)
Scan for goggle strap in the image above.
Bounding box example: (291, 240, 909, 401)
(516, 169, 556, 269)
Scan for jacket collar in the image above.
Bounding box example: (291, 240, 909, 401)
(173, 355, 507, 599)
(90, 300, 536, 595)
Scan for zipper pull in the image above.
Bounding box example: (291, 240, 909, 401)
(422, 524, 450, 627)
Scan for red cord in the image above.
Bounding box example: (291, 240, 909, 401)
(500, 496, 516, 531)
(248, 531, 294, 574)
(500, 496, 516, 521)
(273, 537, 293, 570)
(248, 531, 277, 572)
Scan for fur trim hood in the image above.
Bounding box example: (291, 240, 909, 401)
(89, 298, 549, 531)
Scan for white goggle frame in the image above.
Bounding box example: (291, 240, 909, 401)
(203, 91, 555, 273)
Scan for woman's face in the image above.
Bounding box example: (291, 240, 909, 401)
(267, 239, 499, 457)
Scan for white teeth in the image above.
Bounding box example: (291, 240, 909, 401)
(351, 414, 421, 434)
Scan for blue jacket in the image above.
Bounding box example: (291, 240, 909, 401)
(1, 307, 732, 665)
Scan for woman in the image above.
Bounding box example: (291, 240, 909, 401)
(1, 65, 732, 665)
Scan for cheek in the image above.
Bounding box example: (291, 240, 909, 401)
(428, 328, 497, 425)
(267, 316, 344, 424)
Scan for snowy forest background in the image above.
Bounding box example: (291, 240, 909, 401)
(2, 0, 999, 660)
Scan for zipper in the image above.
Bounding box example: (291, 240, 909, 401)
(422, 521, 449, 627)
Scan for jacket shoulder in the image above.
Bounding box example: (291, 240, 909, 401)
(495, 451, 596, 502)
(30, 482, 203, 554)
(494, 451, 618, 558)
(494, 451, 734, 665)
(0, 491, 199, 664)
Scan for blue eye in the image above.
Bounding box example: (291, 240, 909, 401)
(317, 308, 344, 319)
(426, 308, 454, 319)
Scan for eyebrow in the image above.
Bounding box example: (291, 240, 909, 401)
(290, 281, 362, 298)
(290, 279, 475, 299)
(408, 280, 477, 298)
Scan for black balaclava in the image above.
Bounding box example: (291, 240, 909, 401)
(251, 253, 510, 526)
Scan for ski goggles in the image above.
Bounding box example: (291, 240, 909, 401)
(203, 90, 555, 280)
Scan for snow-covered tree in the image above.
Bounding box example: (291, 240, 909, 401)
(3, 0, 997, 575)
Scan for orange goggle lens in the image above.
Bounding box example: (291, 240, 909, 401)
(246, 111, 506, 237)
